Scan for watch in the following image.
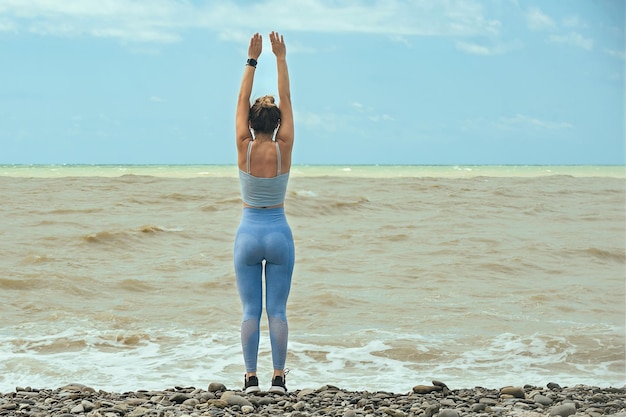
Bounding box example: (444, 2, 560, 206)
(246, 58, 257, 68)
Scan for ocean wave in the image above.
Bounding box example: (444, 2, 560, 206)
(116, 279, 159, 293)
(287, 193, 371, 217)
(200, 197, 241, 211)
(0, 277, 43, 291)
(0, 325, 623, 394)
(82, 225, 182, 245)
(48, 208, 104, 215)
(19, 254, 57, 265)
(584, 247, 626, 263)
(161, 192, 206, 202)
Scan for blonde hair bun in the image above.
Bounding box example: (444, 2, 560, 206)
(257, 95, 276, 108)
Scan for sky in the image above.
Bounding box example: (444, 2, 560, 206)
(0, 0, 624, 165)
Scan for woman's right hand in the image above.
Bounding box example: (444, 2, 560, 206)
(248, 33, 262, 60)
(270, 31, 286, 59)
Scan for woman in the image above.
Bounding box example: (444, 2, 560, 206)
(234, 31, 294, 395)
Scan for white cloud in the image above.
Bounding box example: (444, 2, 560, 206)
(369, 114, 394, 122)
(455, 40, 522, 56)
(604, 48, 626, 60)
(351, 101, 394, 123)
(548, 32, 593, 51)
(462, 114, 574, 132)
(389, 35, 411, 47)
(295, 109, 340, 132)
(456, 41, 491, 55)
(562, 15, 587, 29)
(0, 0, 502, 44)
(498, 114, 573, 130)
(150, 96, 167, 103)
(0, 20, 15, 31)
(526, 7, 555, 31)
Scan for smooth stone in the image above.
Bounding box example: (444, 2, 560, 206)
(343, 411, 358, 417)
(207, 399, 228, 408)
(432, 380, 449, 389)
(208, 382, 226, 392)
(479, 398, 498, 406)
(423, 404, 440, 417)
(549, 403, 577, 417)
(412, 385, 441, 394)
(58, 392, 80, 400)
(81, 400, 95, 412)
(182, 398, 199, 406)
(100, 407, 125, 415)
(62, 384, 86, 391)
(438, 409, 460, 417)
(258, 397, 274, 406)
(16, 391, 40, 398)
(70, 403, 84, 413)
(169, 393, 190, 404)
(126, 398, 148, 406)
(297, 388, 316, 397)
(241, 405, 255, 414)
(534, 394, 554, 405)
(382, 408, 406, 417)
(471, 403, 487, 412)
(501, 386, 526, 398)
(224, 394, 253, 407)
(547, 382, 562, 391)
(440, 399, 456, 407)
(128, 407, 150, 417)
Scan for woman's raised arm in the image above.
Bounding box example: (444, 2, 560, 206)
(235, 33, 262, 146)
(270, 31, 293, 148)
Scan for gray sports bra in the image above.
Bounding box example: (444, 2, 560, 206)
(238, 141, 289, 207)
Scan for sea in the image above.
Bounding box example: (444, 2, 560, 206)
(0, 164, 624, 394)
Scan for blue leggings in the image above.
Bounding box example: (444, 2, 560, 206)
(234, 207, 295, 372)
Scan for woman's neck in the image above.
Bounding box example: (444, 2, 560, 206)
(253, 132, 274, 142)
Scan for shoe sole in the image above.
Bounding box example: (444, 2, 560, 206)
(245, 386, 261, 394)
(268, 386, 286, 394)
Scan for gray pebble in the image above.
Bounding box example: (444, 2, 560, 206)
(208, 382, 226, 392)
(438, 409, 460, 417)
(534, 394, 554, 405)
(224, 394, 253, 407)
(550, 403, 577, 417)
(169, 392, 190, 404)
(501, 386, 526, 398)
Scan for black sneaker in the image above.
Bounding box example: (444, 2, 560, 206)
(268, 372, 288, 394)
(244, 375, 260, 394)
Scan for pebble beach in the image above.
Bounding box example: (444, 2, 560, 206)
(1, 381, 625, 417)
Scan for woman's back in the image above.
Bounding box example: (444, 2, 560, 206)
(239, 138, 291, 178)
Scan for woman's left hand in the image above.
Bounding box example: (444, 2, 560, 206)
(248, 33, 262, 60)
(270, 31, 286, 59)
